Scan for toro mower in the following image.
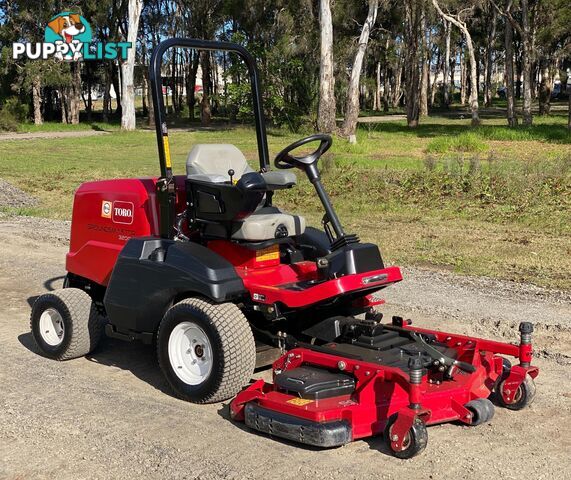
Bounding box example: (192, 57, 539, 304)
(30, 38, 538, 458)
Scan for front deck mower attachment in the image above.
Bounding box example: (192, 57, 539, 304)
(231, 316, 539, 458)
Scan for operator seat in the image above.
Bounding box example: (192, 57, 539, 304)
(186, 144, 306, 242)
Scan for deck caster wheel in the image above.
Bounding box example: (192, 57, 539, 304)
(490, 357, 512, 397)
(384, 414, 428, 459)
(157, 297, 256, 404)
(30, 288, 103, 360)
(465, 398, 495, 425)
(496, 374, 536, 410)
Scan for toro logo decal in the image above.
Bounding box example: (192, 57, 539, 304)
(101, 200, 134, 225)
(112, 201, 134, 224)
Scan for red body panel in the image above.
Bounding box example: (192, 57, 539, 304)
(208, 240, 402, 308)
(66, 175, 399, 306)
(230, 323, 539, 440)
(66, 176, 187, 286)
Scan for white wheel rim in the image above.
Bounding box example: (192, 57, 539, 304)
(39, 308, 65, 346)
(168, 321, 213, 385)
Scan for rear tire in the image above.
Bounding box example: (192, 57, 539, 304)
(30, 288, 103, 360)
(157, 297, 256, 404)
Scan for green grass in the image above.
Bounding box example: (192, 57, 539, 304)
(1, 113, 570, 290)
(13, 121, 120, 133)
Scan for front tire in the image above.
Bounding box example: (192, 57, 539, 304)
(496, 374, 536, 410)
(384, 414, 428, 459)
(30, 288, 103, 360)
(465, 398, 495, 425)
(157, 297, 256, 404)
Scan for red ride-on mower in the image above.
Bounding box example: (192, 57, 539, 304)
(29, 38, 538, 455)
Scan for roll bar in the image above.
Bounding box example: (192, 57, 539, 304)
(149, 38, 270, 238)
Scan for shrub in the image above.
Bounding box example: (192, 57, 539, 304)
(426, 132, 489, 154)
(2, 97, 29, 122)
(0, 109, 19, 131)
(0, 97, 29, 131)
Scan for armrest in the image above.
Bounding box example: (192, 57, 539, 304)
(261, 170, 297, 190)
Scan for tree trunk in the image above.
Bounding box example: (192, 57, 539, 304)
(419, 5, 429, 117)
(505, 15, 518, 127)
(200, 50, 212, 126)
(460, 49, 467, 105)
(538, 58, 551, 115)
(375, 61, 381, 111)
(112, 64, 122, 115)
(404, 0, 422, 127)
(443, 20, 451, 107)
(120, 0, 143, 131)
(103, 63, 111, 122)
(317, 0, 336, 132)
(392, 64, 403, 108)
(32, 75, 43, 125)
(60, 89, 69, 124)
(430, 54, 441, 107)
(186, 52, 200, 121)
(432, 0, 480, 125)
(484, 8, 497, 107)
(69, 63, 81, 124)
(568, 92, 571, 131)
(520, 0, 533, 125)
(341, 0, 379, 142)
(85, 62, 93, 122)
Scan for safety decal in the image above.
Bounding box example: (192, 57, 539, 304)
(286, 398, 314, 406)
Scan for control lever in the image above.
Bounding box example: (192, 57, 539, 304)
(384, 324, 476, 374)
(228, 169, 235, 183)
(409, 332, 476, 374)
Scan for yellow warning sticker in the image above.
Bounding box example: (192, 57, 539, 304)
(256, 245, 280, 262)
(286, 398, 314, 406)
(163, 136, 172, 169)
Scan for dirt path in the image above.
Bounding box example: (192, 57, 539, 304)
(0, 130, 109, 141)
(1, 215, 570, 480)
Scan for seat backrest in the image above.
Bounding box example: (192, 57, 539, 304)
(186, 144, 253, 182)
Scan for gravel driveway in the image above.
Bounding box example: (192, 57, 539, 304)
(0, 215, 570, 480)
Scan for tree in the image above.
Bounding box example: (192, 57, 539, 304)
(492, 0, 535, 126)
(504, 2, 518, 126)
(403, 0, 423, 127)
(442, 19, 451, 106)
(431, 0, 480, 125)
(341, 0, 379, 143)
(120, 0, 143, 131)
(484, 6, 497, 107)
(317, 0, 336, 133)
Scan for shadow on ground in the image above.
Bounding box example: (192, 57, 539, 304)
(17, 329, 172, 397)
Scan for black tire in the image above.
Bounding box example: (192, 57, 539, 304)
(30, 288, 103, 360)
(490, 357, 512, 396)
(157, 297, 256, 404)
(384, 414, 428, 459)
(465, 398, 495, 425)
(496, 374, 536, 410)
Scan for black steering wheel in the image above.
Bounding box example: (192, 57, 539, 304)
(274, 134, 333, 170)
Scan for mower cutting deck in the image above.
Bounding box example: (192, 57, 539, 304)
(231, 316, 538, 458)
(28, 37, 539, 458)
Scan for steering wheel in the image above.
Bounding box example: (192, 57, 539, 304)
(274, 134, 333, 170)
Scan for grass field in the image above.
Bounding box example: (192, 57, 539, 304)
(1, 112, 570, 290)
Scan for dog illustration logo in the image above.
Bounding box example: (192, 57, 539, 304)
(44, 12, 92, 61)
